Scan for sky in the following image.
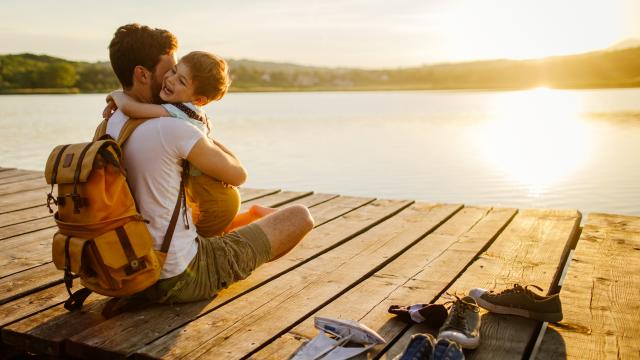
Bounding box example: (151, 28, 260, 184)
(1, 0, 639, 68)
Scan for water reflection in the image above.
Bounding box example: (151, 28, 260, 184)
(477, 88, 593, 197)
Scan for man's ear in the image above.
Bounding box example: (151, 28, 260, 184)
(192, 96, 209, 106)
(133, 65, 151, 85)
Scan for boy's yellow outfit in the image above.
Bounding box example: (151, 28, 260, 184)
(161, 102, 240, 237)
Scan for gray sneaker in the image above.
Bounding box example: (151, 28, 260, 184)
(437, 296, 480, 349)
(469, 284, 562, 322)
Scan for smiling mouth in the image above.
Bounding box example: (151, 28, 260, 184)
(162, 84, 174, 96)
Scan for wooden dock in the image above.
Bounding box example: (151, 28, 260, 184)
(0, 166, 638, 359)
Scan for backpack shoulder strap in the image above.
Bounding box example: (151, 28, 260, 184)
(92, 118, 150, 145)
(93, 119, 109, 141)
(117, 118, 149, 148)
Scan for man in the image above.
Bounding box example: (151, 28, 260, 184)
(104, 23, 314, 303)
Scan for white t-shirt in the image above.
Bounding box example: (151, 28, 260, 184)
(106, 110, 205, 278)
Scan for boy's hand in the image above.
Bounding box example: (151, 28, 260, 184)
(102, 99, 118, 120)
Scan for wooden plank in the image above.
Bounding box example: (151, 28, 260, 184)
(4, 196, 391, 357)
(0, 263, 62, 306)
(0, 227, 56, 277)
(239, 190, 313, 212)
(0, 279, 83, 329)
(0, 189, 48, 214)
(0, 216, 56, 241)
(0, 169, 40, 180)
(0, 206, 51, 228)
(132, 203, 459, 360)
(536, 213, 640, 360)
(253, 206, 517, 360)
(380, 209, 581, 360)
(283, 193, 338, 209)
(0, 172, 44, 185)
(238, 188, 279, 202)
(0, 178, 48, 196)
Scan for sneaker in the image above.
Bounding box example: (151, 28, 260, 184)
(432, 338, 465, 360)
(393, 333, 436, 360)
(437, 296, 480, 349)
(469, 284, 563, 322)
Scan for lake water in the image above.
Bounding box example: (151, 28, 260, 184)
(1, 88, 639, 217)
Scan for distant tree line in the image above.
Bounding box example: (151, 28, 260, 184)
(0, 54, 119, 92)
(1, 47, 639, 94)
(229, 47, 640, 91)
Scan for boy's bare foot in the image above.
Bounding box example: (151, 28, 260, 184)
(248, 204, 278, 218)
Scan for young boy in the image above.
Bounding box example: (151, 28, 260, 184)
(106, 51, 275, 236)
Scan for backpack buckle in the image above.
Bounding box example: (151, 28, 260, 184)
(124, 258, 147, 275)
(70, 193, 89, 213)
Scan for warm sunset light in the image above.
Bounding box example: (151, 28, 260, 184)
(437, 0, 639, 62)
(2, 1, 640, 359)
(1, 0, 638, 67)
(476, 88, 592, 195)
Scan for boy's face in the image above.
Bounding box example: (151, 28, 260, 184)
(151, 53, 178, 104)
(160, 61, 196, 104)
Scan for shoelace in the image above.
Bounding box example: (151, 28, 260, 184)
(489, 284, 544, 299)
(442, 293, 479, 332)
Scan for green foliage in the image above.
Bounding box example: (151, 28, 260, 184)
(1, 47, 639, 94)
(0, 54, 117, 92)
(40, 63, 76, 88)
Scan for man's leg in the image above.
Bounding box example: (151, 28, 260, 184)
(252, 204, 314, 260)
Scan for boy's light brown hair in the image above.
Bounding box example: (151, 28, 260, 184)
(181, 51, 231, 103)
(109, 23, 178, 89)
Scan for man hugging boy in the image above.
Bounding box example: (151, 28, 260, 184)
(105, 50, 276, 237)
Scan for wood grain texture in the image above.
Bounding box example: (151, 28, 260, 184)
(253, 206, 517, 360)
(0, 172, 44, 185)
(0, 188, 48, 213)
(237, 188, 280, 202)
(0, 169, 41, 180)
(239, 190, 313, 212)
(0, 216, 56, 241)
(0, 178, 48, 196)
(536, 213, 640, 360)
(381, 208, 581, 360)
(0, 227, 56, 277)
(133, 203, 458, 360)
(0, 263, 61, 306)
(7, 197, 392, 358)
(0, 206, 51, 228)
(284, 193, 339, 208)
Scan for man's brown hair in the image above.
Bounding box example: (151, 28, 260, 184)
(181, 51, 231, 102)
(109, 23, 178, 89)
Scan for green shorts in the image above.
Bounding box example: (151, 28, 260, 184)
(143, 223, 271, 304)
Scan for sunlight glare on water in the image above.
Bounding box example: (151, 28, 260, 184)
(0, 89, 639, 216)
(477, 88, 593, 198)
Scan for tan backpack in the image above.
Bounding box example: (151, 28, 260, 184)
(46, 119, 186, 310)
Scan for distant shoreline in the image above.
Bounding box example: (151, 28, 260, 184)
(1, 84, 639, 95)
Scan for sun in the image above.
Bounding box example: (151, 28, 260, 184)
(475, 88, 594, 196)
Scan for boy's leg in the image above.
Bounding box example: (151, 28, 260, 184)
(251, 204, 314, 260)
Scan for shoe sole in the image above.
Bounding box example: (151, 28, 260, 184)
(438, 330, 479, 349)
(476, 297, 563, 322)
